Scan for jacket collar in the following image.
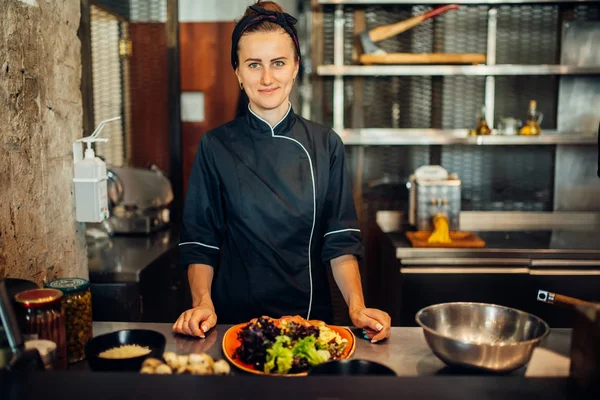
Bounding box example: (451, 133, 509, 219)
(245, 102, 296, 136)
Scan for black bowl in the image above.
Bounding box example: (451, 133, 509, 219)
(84, 329, 166, 371)
(308, 360, 396, 376)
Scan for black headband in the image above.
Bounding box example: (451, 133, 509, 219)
(231, 5, 301, 70)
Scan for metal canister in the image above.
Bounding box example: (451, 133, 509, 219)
(45, 278, 93, 364)
(14, 288, 67, 369)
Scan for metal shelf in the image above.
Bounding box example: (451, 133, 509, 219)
(338, 129, 598, 145)
(318, 0, 598, 5)
(318, 64, 600, 77)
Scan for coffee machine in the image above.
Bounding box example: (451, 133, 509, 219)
(102, 165, 174, 235)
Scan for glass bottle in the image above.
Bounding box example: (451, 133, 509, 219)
(520, 100, 543, 136)
(46, 278, 93, 364)
(14, 288, 67, 369)
(469, 106, 492, 136)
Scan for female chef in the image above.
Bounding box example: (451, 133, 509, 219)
(173, 2, 391, 344)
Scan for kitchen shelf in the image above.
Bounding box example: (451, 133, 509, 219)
(338, 129, 598, 145)
(318, 64, 600, 77)
(318, 0, 598, 5)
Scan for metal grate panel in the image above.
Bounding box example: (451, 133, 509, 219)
(363, 146, 430, 185)
(318, 4, 579, 216)
(361, 146, 430, 218)
(130, 0, 167, 22)
(438, 6, 488, 129)
(321, 4, 572, 131)
(362, 6, 434, 129)
(442, 76, 486, 129)
(89, 0, 168, 167)
(493, 5, 559, 129)
(442, 145, 555, 211)
(494, 76, 558, 130)
(574, 4, 600, 21)
(91, 5, 125, 167)
(360, 76, 432, 128)
(94, 0, 130, 20)
(439, 6, 488, 54)
(496, 5, 559, 65)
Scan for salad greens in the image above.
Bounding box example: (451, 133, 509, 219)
(233, 316, 348, 374)
(264, 336, 294, 374)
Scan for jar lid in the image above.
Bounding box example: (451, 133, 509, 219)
(45, 278, 89, 293)
(14, 289, 63, 308)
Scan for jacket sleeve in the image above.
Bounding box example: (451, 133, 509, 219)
(321, 131, 364, 264)
(179, 134, 224, 268)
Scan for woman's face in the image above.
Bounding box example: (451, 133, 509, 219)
(236, 30, 299, 115)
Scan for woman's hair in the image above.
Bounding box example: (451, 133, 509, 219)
(236, 1, 300, 63)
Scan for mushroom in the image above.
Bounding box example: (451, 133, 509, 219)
(189, 353, 214, 372)
(140, 366, 155, 374)
(213, 360, 231, 375)
(187, 363, 212, 375)
(155, 364, 173, 375)
(177, 355, 189, 369)
(177, 365, 188, 375)
(142, 358, 163, 369)
(163, 352, 179, 369)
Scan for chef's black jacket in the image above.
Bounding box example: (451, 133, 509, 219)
(179, 105, 363, 324)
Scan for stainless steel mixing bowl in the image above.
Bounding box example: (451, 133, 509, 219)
(416, 302, 550, 373)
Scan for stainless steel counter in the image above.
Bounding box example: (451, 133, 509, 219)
(88, 322, 571, 377)
(86, 229, 179, 283)
(376, 211, 600, 263)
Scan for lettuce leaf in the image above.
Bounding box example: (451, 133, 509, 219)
(264, 335, 293, 374)
(292, 336, 331, 367)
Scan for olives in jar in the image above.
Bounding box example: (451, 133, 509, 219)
(46, 278, 93, 364)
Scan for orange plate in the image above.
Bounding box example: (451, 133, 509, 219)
(406, 231, 486, 248)
(222, 320, 356, 376)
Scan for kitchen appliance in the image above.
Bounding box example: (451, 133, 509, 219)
(103, 165, 174, 235)
(536, 290, 600, 396)
(416, 302, 550, 373)
(408, 165, 461, 231)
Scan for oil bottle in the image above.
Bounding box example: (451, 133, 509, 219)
(520, 100, 543, 136)
(469, 106, 492, 136)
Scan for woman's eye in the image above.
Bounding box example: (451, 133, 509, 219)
(274, 61, 285, 67)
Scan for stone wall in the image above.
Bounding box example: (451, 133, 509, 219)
(0, 0, 87, 284)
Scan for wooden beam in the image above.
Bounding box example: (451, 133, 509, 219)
(166, 0, 183, 222)
(352, 8, 365, 129)
(79, 0, 94, 138)
(310, 0, 324, 123)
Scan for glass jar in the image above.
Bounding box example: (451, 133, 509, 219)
(14, 288, 67, 369)
(45, 278, 93, 364)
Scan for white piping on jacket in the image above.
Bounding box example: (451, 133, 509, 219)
(248, 103, 316, 320)
(179, 241, 220, 251)
(324, 228, 361, 238)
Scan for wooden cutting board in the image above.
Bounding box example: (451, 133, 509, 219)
(406, 231, 486, 248)
(359, 53, 487, 65)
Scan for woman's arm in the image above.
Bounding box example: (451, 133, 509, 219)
(189, 263, 214, 308)
(330, 254, 391, 343)
(172, 264, 217, 338)
(176, 134, 223, 338)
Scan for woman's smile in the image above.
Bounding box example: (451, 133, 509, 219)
(259, 87, 279, 95)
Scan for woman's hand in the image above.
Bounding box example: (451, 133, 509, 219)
(350, 307, 391, 343)
(172, 305, 217, 338)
